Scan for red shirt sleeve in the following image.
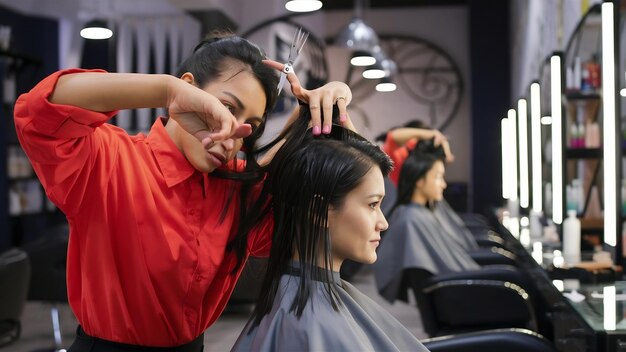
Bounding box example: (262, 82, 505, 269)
(382, 132, 399, 157)
(388, 138, 418, 186)
(14, 69, 118, 215)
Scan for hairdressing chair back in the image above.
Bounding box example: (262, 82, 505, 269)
(21, 223, 69, 302)
(20, 223, 70, 350)
(402, 267, 537, 337)
(0, 248, 31, 347)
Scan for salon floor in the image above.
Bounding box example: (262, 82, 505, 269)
(5, 266, 426, 352)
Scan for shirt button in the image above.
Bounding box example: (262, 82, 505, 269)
(195, 274, 202, 282)
(189, 209, 196, 216)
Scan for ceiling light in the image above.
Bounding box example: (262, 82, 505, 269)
(362, 65, 385, 79)
(285, 0, 323, 13)
(350, 50, 376, 66)
(80, 20, 112, 40)
(336, 17, 379, 66)
(376, 78, 396, 92)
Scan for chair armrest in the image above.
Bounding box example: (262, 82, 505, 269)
(423, 328, 555, 352)
(470, 247, 518, 266)
(424, 279, 537, 332)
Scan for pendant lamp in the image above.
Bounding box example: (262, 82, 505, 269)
(80, 19, 113, 40)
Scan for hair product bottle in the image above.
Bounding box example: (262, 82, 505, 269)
(562, 209, 581, 265)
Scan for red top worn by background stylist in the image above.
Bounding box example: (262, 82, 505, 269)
(14, 69, 273, 347)
(382, 133, 417, 186)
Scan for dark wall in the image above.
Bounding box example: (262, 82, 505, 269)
(469, 0, 510, 214)
(0, 5, 58, 250)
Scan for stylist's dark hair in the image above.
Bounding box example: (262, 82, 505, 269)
(392, 138, 445, 213)
(245, 105, 392, 327)
(175, 30, 278, 120)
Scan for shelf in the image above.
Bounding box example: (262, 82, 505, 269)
(565, 91, 601, 101)
(580, 217, 603, 232)
(565, 148, 602, 159)
(0, 49, 41, 66)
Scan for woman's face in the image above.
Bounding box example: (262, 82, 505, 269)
(174, 64, 267, 173)
(328, 167, 389, 270)
(414, 160, 447, 203)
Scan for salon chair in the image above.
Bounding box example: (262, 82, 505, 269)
(423, 328, 555, 352)
(469, 247, 518, 267)
(0, 248, 30, 347)
(21, 223, 69, 351)
(400, 267, 538, 337)
(228, 257, 267, 306)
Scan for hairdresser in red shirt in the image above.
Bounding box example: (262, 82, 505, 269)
(14, 31, 352, 351)
(382, 125, 454, 185)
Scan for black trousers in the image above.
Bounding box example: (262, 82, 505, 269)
(68, 326, 204, 352)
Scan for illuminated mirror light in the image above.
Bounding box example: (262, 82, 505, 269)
(508, 109, 519, 202)
(541, 116, 552, 125)
(518, 99, 530, 209)
(552, 279, 565, 292)
(550, 54, 563, 224)
(502, 118, 511, 199)
(602, 2, 617, 246)
(532, 241, 543, 263)
(604, 285, 616, 331)
(530, 83, 543, 212)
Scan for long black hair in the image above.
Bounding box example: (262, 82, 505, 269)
(392, 139, 446, 214)
(247, 106, 392, 326)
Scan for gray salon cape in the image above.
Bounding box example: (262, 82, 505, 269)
(231, 268, 429, 352)
(374, 203, 481, 302)
(432, 199, 479, 251)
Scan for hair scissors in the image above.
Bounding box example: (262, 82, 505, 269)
(277, 27, 309, 96)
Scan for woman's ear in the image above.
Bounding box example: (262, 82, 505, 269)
(180, 72, 195, 85)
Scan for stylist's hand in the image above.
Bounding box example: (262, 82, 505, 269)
(429, 130, 455, 163)
(263, 59, 353, 135)
(166, 77, 251, 147)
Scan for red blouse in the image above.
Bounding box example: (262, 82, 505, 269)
(14, 69, 272, 347)
(383, 133, 417, 186)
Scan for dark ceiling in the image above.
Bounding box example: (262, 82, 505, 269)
(321, 0, 468, 11)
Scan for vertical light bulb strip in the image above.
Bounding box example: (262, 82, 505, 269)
(502, 118, 511, 199)
(518, 99, 530, 208)
(530, 83, 543, 212)
(508, 108, 519, 201)
(551, 54, 563, 224)
(603, 285, 616, 331)
(602, 2, 617, 246)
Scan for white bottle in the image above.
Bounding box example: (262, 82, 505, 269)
(572, 179, 584, 215)
(563, 210, 581, 265)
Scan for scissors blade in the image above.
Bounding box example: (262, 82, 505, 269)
(277, 71, 288, 96)
(277, 27, 309, 95)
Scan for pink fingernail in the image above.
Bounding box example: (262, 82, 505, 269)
(312, 126, 321, 135)
(322, 125, 331, 134)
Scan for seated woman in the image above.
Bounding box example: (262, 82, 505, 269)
(231, 108, 429, 352)
(374, 140, 523, 303)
